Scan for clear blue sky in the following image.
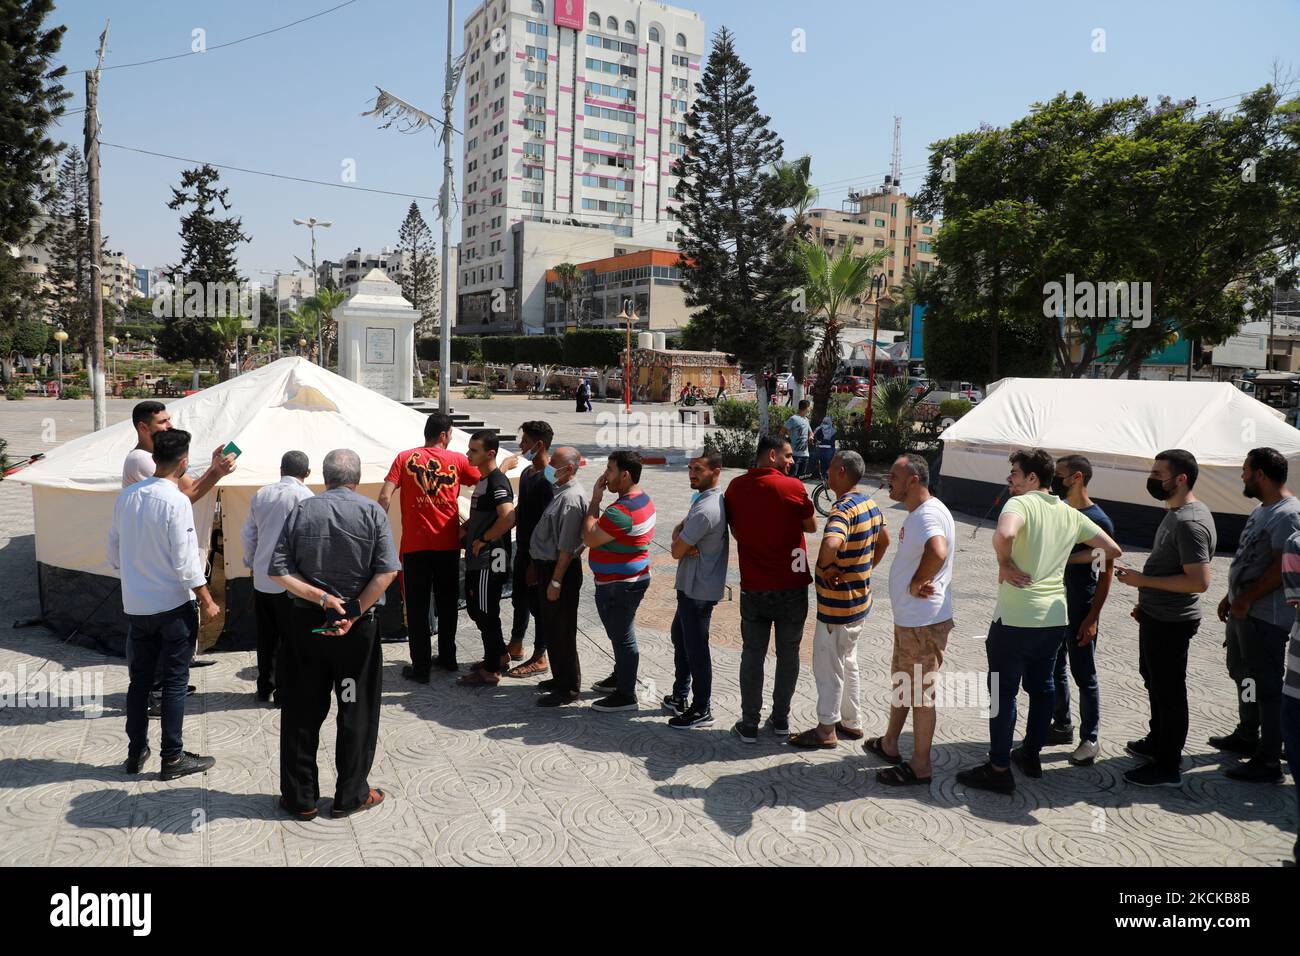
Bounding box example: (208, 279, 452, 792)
(47, 0, 1300, 275)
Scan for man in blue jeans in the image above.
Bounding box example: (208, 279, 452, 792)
(108, 428, 219, 781)
(665, 450, 729, 729)
(957, 448, 1121, 794)
(1047, 454, 1115, 766)
(584, 451, 656, 712)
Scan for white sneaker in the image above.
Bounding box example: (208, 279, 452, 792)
(1068, 739, 1099, 766)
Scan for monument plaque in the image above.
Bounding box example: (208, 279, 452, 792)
(333, 268, 417, 402)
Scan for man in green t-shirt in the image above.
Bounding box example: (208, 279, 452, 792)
(957, 448, 1122, 794)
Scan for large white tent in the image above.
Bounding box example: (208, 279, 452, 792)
(937, 377, 1300, 550)
(17, 358, 500, 652)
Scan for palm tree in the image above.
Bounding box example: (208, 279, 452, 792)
(799, 238, 890, 423)
(209, 314, 245, 381)
(553, 262, 584, 329)
(307, 288, 347, 368)
(774, 155, 820, 403)
(870, 376, 918, 425)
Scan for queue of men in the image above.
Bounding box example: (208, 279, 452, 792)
(108, 398, 1298, 851)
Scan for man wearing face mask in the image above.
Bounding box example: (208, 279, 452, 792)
(499, 422, 555, 677)
(1114, 449, 1217, 787)
(1046, 455, 1115, 766)
(530, 447, 588, 706)
(1209, 447, 1299, 782)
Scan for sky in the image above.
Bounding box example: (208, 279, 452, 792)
(45, 0, 1300, 276)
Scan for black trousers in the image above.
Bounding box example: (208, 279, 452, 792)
(1136, 608, 1200, 774)
(402, 549, 461, 672)
(535, 559, 582, 694)
(253, 589, 292, 697)
(465, 563, 509, 674)
(510, 548, 545, 652)
(279, 604, 382, 811)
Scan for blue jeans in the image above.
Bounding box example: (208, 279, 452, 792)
(126, 601, 197, 761)
(816, 447, 835, 478)
(671, 591, 716, 710)
(1281, 693, 1300, 864)
(1053, 608, 1100, 742)
(986, 619, 1066, 768)
(594, 579, 649, 698)
(793, 454, 809, 479)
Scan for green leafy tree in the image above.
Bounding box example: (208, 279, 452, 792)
(0, 0, 68, 334)
(563, 328, 624, 396)
(552, 262, 585, 328)
(773, 153, 820, 400)
(672, 26, 799, 434)
(44, 150, 93, 356)
(308, 287, 346, 368)
(397, 201, 439, 336)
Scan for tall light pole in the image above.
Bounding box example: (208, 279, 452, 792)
(53, 329, 68, 391)
(617, 298, 638, 412)
(107, 335, 118, 382)
(258, 268, 297, 357)
(865, 273, 886, 430)
(293, 217, 332, 362)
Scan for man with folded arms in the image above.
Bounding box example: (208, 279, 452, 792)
(270, 449, 401, 820)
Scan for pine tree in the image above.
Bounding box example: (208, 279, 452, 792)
(396, 201, 439, 336)
(0, 0, 69, 333)
(44, 151, 91, 347)
(158, 165, 250, 367)
(672, 26, 800, 431)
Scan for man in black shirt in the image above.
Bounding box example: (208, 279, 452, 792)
(502, 421, 555, 677)
(459, 430, 516, 687)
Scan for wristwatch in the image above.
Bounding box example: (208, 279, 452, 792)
(318, 592, 328, 608)
(550, 580, 562, 589)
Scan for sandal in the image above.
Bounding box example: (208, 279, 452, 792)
(505, 657, 549, 678)
(877, 763, 931, 787)
(330, 788, 385, 818)
(788, 728, 838, 749)
(506, 642, 525, 662)
(836, 723, 865, 740)
(279, 796, 318, 821)
(863, 737, 903, 765)
(456, 670, 501, 687)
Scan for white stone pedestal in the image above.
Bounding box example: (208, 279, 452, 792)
(334, 268, 417, 402)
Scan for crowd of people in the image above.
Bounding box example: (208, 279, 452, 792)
(106, 399, 1299, 855)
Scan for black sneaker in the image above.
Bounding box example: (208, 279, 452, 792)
(1124, 764, 1181, 788)
(766, 715, 790, 737)
(160, 751, 215, 781)
(668, 705, 714, 730)
(662, 693, 687, 715)
(956, 761, 1016, 794)
(401, 665, 430, 684)
(1224, 757, 1284, 783)
(1125, 737, 1156, 761)
(537, 690, 579, 707)
(432, 657, 459, 673)
(537, 677, 560, 692)
(1208, 731, 1259, 756)
(732, 721, 758, 743)
(591, 693, 638, 712)
(1045, 723, 1074, 745)
(1011, 746, 1043, 779)
(591, 673, 618, 694)
(124, 745, 151, 775)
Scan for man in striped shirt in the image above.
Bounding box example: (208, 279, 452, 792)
(791, 451, 890, 748)
(1278, 529, 1300, 864)
(583, 450, 656, 712)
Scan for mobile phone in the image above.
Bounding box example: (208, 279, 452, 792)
(311, 626, 342, 635)
(222, 441, 242, 458)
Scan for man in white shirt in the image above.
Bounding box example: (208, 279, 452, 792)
(108, 429, 219, 781)
(240, 451, 314, 705)
(122, 400, 236, 498)
(868, 453, 957, 787)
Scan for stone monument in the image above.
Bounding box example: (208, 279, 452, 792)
(334, 267, 417, 402)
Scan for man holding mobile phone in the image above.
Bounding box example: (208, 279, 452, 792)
(269, 449, 401, 820)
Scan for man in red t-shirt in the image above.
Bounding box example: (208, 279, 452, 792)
(379, 411, 481, 681)
(724, 433, 817, 743)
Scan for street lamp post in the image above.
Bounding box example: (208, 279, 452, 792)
(258, 268, 297, 358)
(865, 273, 886, 430)
(292, 217, 333, 362)
(617, 299, 638, 412)
(107, 335, 118, 383)
(53, 329, 68, 395)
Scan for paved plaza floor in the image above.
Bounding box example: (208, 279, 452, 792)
(0, 395, 1295, 865)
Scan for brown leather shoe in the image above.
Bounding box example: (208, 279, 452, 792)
(330, 788, 385, 818)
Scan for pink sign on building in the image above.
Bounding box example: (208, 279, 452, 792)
(553, 0, 585, 30)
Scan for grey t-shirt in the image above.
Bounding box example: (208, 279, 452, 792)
(1228, 496, 1300, 627)
(675, 487, 728, 602)
(530, 480, 589, 562)
(786, 415, 811, 456)
(268, 487, 401, 604)
(1139, 500, 1217, 622)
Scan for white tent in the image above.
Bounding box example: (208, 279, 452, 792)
(17, 357, 512, 650)
(937, 377, 1300, 550)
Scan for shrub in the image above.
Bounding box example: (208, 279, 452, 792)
(463, 384, 493, 399)
(5, 385, 25, 401)
(938, 398, 973, 419)
(62, 384, 84, 400)
(713, 398, 758, 431)
(766, 402, 796, 435)
(704, 428, 757, 468)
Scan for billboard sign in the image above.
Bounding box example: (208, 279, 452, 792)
(554, 0, 585, 30)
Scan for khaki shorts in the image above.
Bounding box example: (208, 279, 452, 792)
(891, 620, 954, 708)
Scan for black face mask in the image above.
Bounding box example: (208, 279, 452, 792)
(1147, 477, 1173, 501)
(1050, 476, 1069, 498)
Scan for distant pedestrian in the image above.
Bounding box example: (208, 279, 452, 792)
(240, 451, 314, 705)
(1114, 449, 1217, 787)
(812, 415, 837, 479)
(785, 400, 812, 479)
